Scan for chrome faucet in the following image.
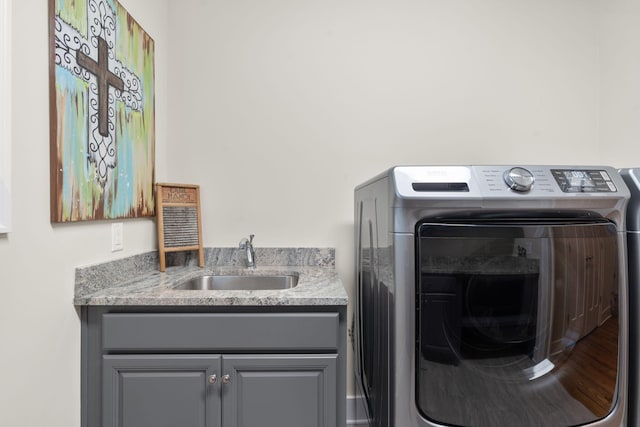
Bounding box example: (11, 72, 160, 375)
(239, 234, 256, 269)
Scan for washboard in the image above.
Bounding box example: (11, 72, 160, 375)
(156, 183, 204, 272)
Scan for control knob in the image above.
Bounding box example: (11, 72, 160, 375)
(503, 167, 534, 192)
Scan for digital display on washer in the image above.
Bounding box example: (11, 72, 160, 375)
(551, 169, 617, 193)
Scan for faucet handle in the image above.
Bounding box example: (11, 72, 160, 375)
(239, 234, 255, 249)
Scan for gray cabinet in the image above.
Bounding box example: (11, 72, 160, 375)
(83, 306, 346, 427)
(103, 355, 221, 427)
(222, 355, 337, 427)
(102, 354, 337, 427)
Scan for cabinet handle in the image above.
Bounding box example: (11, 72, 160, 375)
(207, 374, 217, 385)
(222, 374, 231, 385)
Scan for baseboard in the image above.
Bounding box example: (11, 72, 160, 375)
(347, 395, 369, 427)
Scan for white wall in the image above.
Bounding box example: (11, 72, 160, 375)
(0, 0, 168, 425)
(1, 0, 640, 425)
(598, 0, 640, 167)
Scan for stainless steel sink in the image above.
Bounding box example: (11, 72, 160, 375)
(174, 274, 298, 291)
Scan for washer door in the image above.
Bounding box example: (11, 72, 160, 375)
(416, 219, 620, 427)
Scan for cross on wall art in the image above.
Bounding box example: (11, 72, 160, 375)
(49, 0, 155, 222)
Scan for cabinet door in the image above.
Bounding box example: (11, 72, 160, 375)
(222, 354, 337, 427)
(103, 355, 221, 427)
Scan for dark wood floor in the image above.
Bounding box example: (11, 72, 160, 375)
(552, 318, 618, 417)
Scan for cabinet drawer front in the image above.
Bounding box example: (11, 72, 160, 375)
(102, 313, 339, 351)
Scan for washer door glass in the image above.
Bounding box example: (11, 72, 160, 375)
(416, 220, 620, 427)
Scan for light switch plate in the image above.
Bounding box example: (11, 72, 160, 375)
(111, 222, 124, 252)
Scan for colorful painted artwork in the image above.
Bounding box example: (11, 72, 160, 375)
(49, 0, 155, 222)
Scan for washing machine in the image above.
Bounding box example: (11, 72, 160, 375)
(619, 168, 640, 427)
(354, 165, 630, 427)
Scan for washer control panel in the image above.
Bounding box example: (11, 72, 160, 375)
(474, 166, 620, 195)
(393, 165, 624, 199)
(550, 169, 617, 193)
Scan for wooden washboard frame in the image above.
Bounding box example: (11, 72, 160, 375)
(156, 183, 204, 272)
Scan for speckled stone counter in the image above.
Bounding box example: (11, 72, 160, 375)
(74, 248, 348, 306)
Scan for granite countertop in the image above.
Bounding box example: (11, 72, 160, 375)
(74, 248, 348, 306)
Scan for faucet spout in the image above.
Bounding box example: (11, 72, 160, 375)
(238, 234, 256, 269)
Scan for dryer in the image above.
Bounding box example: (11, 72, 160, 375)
(619, 168, 640, 427)
(354, 165, 630, 427)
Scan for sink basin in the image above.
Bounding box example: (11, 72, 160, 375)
(174, 274, 298, 291)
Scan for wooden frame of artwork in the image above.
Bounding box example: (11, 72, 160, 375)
(49, 0, 156, 222)
(156, 183, 204, 272)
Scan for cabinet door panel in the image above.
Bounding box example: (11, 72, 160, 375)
(222, 355, 337, 427)
(103, 355, 221, 427)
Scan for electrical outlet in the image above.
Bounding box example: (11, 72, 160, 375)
(111, 222, 124, 252)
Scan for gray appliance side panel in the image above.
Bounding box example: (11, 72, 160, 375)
(614, 229, 630, 427)
(354, 173, 392, 426)
(626, 230, 640, 427)
(621, 168, 640, 427)
(619, 169, 638, 427)
(376, 185, 393, 427)
(621, 168, 640, 231)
